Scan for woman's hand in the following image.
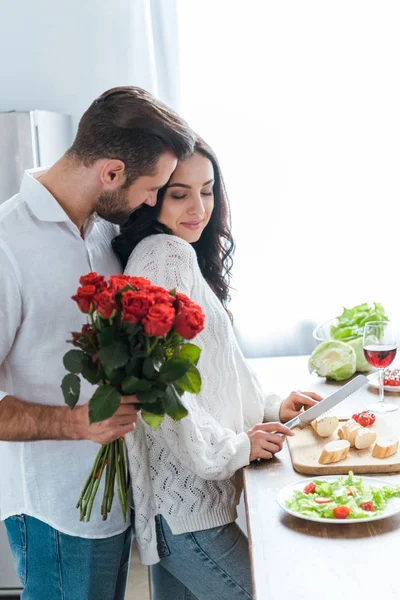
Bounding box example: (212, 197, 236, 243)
(279, 390, 323, 422)
(246, 422, 294, 461)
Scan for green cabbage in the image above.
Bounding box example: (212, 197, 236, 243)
(308, 340, 356, 381)
(347, 337, 371, 372)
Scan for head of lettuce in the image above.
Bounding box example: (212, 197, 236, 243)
(308, 340, 357, 381)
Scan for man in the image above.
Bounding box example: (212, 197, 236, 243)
(0, 86, 195, 599)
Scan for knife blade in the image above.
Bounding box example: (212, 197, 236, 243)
(284, 374, 369, 430)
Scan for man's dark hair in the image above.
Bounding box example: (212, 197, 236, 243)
(68, 86, 195, 185)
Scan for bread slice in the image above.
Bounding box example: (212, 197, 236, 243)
(319, 440, 350, 464)
(372, 438, 399, 459)
(337, 418, 362, 447)
(311, 415, 339, 437)
(354, 428, 377, 450)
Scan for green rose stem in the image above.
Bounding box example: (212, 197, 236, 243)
(85, 446, 110, 522)
(115, 440, 127, 520)
(76, 445, 105, 520)
(106, 451, 116, 515)
(76, 438, 129, 522)
(102, 443, 115, 519)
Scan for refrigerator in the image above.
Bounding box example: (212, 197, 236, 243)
(0, 109, 73, 203)
(0, 109, 73, 596)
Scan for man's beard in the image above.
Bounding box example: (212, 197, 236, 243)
(95, 189, 133, 225)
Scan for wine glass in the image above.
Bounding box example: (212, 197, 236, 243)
(363, 321, 398, 413)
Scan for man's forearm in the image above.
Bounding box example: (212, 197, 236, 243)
(0, 395, 85, 442)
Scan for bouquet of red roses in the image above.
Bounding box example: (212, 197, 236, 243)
(61, 273, 205, 522)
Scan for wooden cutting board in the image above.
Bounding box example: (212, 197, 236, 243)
(287, 415, 400, 475)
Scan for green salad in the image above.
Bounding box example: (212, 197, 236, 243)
(286, 471, 400, 519)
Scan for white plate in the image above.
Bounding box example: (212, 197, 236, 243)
(368, 373, 400, 393)
(277, 475, 400, 524)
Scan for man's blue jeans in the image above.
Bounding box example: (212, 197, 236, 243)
(4, 514, 132, 600)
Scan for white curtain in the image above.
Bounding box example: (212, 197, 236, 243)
(177, 0, 400, 357)
(131, 0, 181, 110)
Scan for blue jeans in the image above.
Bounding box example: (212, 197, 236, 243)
(151, 516, 253, 600)
(4, 514, 132, 600)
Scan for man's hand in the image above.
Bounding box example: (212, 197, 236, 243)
(74, 395, 140, 444)
(279, 390, 323, 422)
(246, 422, 294, 461)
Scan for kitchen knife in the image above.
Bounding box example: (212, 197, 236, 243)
(284, 374, 369, 430)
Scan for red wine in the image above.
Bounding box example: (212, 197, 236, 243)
(363, 345, 397, 368)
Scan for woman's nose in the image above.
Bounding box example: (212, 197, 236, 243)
(188, 193, 205, 215)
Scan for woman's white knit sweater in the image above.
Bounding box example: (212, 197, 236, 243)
(124, 234, 282, 565)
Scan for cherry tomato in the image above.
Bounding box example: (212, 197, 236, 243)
(360, 501, 375, 512)
(315, 497, 332, 504)
(347, 489, 353, 496)
(352, 411, 376, 427)
(303, 482, 316, 494)
(333, 506, 350, 519)
(384, 369, 400, 386)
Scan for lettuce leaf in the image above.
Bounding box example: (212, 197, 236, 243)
(331, 303, 388, 341)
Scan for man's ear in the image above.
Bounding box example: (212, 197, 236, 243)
(100, 160, 127, 189)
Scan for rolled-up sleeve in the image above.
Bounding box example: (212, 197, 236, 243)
(0, 240, 22, 401)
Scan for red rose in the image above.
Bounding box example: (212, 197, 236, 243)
(72, 324, 96, 347)
(128, 276, 152, 291)
(79, 272, 106, 289)
(147, 285, 175, 305)
(121, 290, 151, 324)
(108, 275, 133, 293)
(174, 305, 205, 339)
(143, 303, 175, 337)
(72, 285, 96, 313)
(94, 290, 117, 319)
(175, 292, 196, 308)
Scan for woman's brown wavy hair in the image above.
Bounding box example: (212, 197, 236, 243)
(112, 138, 235, 307)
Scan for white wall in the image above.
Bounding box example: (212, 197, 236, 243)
(0, 0, 157, 130)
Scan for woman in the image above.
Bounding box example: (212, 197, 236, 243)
(112, 139, 321, 600)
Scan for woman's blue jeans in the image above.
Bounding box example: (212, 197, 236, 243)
(4, 514, 132, 600)
(151, 516, 253, 600)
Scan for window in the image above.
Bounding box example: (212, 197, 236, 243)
(178, 1, 400, 356)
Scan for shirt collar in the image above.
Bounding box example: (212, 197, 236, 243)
(20, 168, 72, 223)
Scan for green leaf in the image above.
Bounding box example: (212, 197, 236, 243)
(124, 323, 142, 338)
(125, 356, 139, 375)
(103, 366, 125, 387)
(63, 349, 85, 374)
(159, 358, 191, 382)
(143, 357, 155, 378)
(98, 341, 130, 370)
(89, 385, 121, 423)
(61, 373, 81, 408)
(175, 364, 202, 394)
(81, 356, 101, 385)
(141, 410, 165, 429)
(164, 386, 188, 421)
(136, 387, 164, 404)
(173, 343, 201, 366)
(121, 376, 152, 394)
(99, 325, 118, 347)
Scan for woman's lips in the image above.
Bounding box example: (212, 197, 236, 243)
(181, 219, 204, 230)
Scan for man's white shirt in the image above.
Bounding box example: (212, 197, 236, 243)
(0, 170, 128, 538)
